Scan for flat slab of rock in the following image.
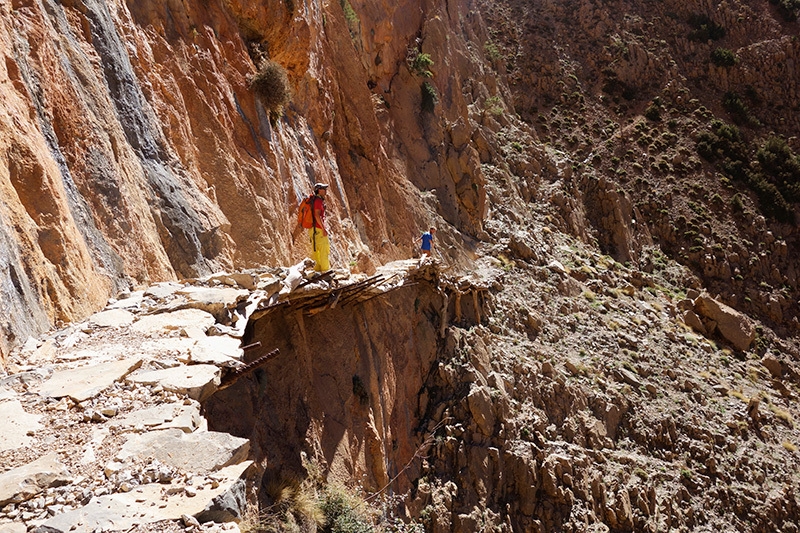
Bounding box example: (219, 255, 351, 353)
(127, 364, 220, 401)
(109, 400, 202, 433)
(38, 461, 252, 533)
(131, 309, 216, 336)
(0, 399, 43, 452)
(0, 453, 72, 506)
(190, 336, 243, 365)
(106, 291, 145, 310)
(173, 287, 250, 320)
(87, 309, 136, 328)
(114, 429, 249, 473)
(36, 358, 143, 402)
(140, 338, 198, 361)
(0, 521, 27, 533)
(208, 272, 258, 291)
(144, 282, 184, 300)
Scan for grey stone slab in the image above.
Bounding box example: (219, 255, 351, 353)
(208, 272, 258, 291)
(190, 336, 242, 365)
(0, 521, 26, 533)
(0, 454, 72, 506)
(106, 291, 145, 310)
(176, 287, 249, 308)
(38, 461, 252, 533)
(144, 282, 184, 300)
(114, 429, 249, 473)
(173, 287, 249, 321)
(87, 309, 136, 328)
(36, 358, 143, 402)
(0, 399, 43, 452)
(131, 309, 216, 336)
(127, 364, 220, 401)
(139, 338, 197, 362)
(28, 339, 56, 364)
(109, 401, 202, 433)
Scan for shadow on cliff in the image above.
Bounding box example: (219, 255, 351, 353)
(203, 269, 485, 500)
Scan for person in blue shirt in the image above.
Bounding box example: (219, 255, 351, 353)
(416, 227, 436, 257)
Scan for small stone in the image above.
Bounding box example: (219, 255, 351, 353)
(182, 513, 201, 527)
(100, 407, 118, 417)
(46, 504, 63, 516)
(184, 486, 197, 497)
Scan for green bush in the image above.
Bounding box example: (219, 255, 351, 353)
(711, 48, 737, 67)
(340, 0, 360, 36)
(756, 136, 800, 202)
(249, 61, 292, 113)
(408, 50, 434, 78)
(769, 0, 800, 21)
(421, 81, 438, 113)
(485, 95, 504, 116)
(722, 91, 758, 126)
(644, 102, 662, 122)
(696, 120, 795, 222)
(688, 14, 726, 41)
(320, 486, 373, 533)
(484, 41, 502, 62)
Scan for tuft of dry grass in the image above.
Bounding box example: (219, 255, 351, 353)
(250, 61, 292, 113)
(729, 390, 748, 402)
(768, 403, 795, 428)
(241, 473, 325, 533)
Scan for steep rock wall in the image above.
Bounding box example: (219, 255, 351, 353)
(203, 270, 449, 494)
(0, 0, 497, 362)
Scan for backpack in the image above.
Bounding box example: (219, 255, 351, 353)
(297, 194, 317, 229)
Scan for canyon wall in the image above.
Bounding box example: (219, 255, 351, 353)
(0, 0, 494, 362)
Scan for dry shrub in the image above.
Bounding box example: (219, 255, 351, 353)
(250, 61, 292, 113)
(242, 473, 324, 533)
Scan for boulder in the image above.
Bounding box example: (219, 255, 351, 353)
(694, 295, 755, 351)
(128, 364, 221, 401)
(467, 386, 495, 436)
(0, 454, 72, 506)
(144, 282, 184, 300)
(209, 272, 258, 291)
(109, 400, 203, 433)
(87, 309, 136, 328)
(0, 521, 26, 533)
(190, 336, 243, 365)
(683, 310, 706, 335)
(761, 354, 784, 379)
(173, 287, 250, 322)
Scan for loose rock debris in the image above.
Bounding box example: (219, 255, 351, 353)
(0, 257, 462, 532)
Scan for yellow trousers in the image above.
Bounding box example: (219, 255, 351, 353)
(308, 228, 330, 272)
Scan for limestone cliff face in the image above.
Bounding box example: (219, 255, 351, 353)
(0, 0, 494, 361)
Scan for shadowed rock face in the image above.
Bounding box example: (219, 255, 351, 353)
(204, 275, 447, 493)
(0, 0, 494, 361)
